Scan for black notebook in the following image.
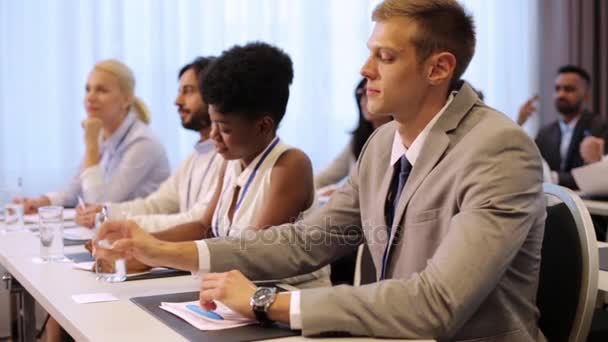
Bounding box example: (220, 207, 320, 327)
(125, 268, 190, 281)
(130, 291, 299, 342)
(63, 238, 87, 246)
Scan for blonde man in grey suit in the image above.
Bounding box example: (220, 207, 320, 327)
(96, 0, 546, 340)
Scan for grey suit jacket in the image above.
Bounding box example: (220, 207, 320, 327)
(205, 83, 547, 341)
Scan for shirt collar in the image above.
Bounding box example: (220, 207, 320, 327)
(558, 115, 580, 134)
(235, 136, 279, 187)
(390, 91, 456, 167)
(194, 138, 215, 155)
(101, 110, 137, 151)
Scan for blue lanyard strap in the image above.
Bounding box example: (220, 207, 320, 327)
(213, 137, 280, 237)
(186, 152, 217, 210)
(234, 137, 280, 212)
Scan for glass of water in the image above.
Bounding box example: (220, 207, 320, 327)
(1, 188, 24, 232)
(94, 209, 127, 283)
(38, 206, 64, 261)
(0, 190, 8, 234)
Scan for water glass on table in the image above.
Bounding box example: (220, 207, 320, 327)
(94, 208, 127, 283)
(0, 189, 24, 233)
(38, 206, 65, 261)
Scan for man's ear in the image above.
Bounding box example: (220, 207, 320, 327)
(426, 52, 456, 86)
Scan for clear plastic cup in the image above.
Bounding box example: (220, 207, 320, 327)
(38, 206, 64, 261)
(94, 208, 126, 283)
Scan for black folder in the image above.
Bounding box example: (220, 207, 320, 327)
(125, 268, 190, 281)
(130, 291, 299, 342)
(63, 238, 87, 246)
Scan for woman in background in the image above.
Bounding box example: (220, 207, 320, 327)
(314, 78, 392, 190)
(19, 59, 170, 214)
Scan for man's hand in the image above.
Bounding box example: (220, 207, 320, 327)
(517, 95, 539, 126)
(86, 237, 152, 273)
(76, 204, 103, 228)
(580, 136, 605, 164)
(93, 257, 152, 274)
(199, 270, 257, 319)
(14, 196, 51, 214)
(93, 220, 164, 267)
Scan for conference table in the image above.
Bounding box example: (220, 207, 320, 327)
(0, 227, 432, 342)
(3, 215, 606, 341)
(583, 198, 608, 217)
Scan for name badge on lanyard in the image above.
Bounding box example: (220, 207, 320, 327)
(213, 137, 280, 237)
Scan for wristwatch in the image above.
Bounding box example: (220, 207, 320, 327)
(250, 287, 277, 326)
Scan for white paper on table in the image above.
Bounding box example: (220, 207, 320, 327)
(63, 227, 95, 241)
(63, 208, 76, 221)
(160, 300, 256, 330)
(73, 261, 96, 271)
(72, 293, 118, 304)
(572, 160, 608, 196)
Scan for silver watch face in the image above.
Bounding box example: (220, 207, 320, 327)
(253, 287, 276, 307)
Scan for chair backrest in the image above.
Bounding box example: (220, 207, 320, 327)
(538, 183, 598, 342)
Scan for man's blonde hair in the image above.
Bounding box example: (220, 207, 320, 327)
(94, 59, 151, 124)
(372, 0, 476, 86)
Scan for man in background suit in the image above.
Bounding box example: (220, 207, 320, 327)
(96, 0, 546, 340)
(518, 65, 605, 189)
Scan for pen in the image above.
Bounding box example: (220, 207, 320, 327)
(186, 304, 224, 320)
(78, 196, 86, 210)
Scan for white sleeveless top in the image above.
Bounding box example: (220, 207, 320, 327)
(211, 137, 330, 288)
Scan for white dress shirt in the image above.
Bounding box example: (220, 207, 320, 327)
(46, 111, 170, 207)
(107, 139, 223, 232)
(558, 115, 580, 170)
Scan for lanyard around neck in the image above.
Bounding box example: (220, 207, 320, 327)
(213, 137, 280, 237)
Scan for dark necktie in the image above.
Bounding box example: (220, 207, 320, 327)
(385, 155, 412, 230)
(381, 154, 412, 279)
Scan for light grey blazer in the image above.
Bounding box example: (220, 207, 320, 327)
(205, 83, 547, 341)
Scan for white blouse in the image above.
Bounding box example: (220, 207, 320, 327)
(211, 137, 330, 288)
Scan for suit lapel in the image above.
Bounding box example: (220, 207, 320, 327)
(387, 132, 449, 244)
(386, 83, 479, 250)
(547, 124, 562, 171)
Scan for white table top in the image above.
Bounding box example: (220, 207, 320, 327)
(0, 228, 432, 342)
(583, 198, 608, 216)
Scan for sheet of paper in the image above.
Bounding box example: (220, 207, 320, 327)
(160, 300, 256, 331)
(72, 293, 118, 304)
(63, 227, 95, 241)
(73, 261, 95, 271)
(572, 160, 608, 196)
(63, 208, 77, 221)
